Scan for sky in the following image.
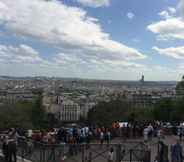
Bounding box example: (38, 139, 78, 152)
(0, 0, 184, 81)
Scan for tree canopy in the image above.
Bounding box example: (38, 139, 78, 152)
(0, 96, 50, 130)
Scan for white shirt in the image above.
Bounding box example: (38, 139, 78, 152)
(100, 132, 104, 139)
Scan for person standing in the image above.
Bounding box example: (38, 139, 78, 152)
(143, 127, 149, 142)
(8, 138, 17, 162)
(148, 123, 154, 141)
(158, 140, 169, 162)
(178, 128, 183, 142)
(106, 130, 111, 145)
(171, 139, 183, 162)
(2, 136, 9, 162)
(7, 129, 18, 162)
(100, 131, 104, 146)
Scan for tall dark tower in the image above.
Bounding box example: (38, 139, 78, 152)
(140, 75, 144, 83)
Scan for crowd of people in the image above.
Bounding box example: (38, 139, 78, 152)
(0, 121, 184, 162)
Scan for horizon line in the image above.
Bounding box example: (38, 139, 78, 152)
(0, 75, 178, 82)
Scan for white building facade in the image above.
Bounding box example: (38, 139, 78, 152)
(59, 100, 81, 122)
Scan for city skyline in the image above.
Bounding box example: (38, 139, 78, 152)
(0, 0, 184, 81)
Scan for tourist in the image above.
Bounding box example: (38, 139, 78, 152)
(8, 136, 17, 162)
(106, 130, 111, 145)
(178, 127, 183, 142)
(157, 128, 163, 141)
(100, 131, 104, 145)
(148, 123, 154, 140)
(143, 127, 149, 142)
(171, 139, 183, 162)
(157, 141, 169, 162)
(2, 136, 9, 162)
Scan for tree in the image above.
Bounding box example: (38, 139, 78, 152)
(0, 96, 56, 129)
(88, 99, 131, 126)
(176, 75, 184, 96)
(47, 113, 59, 128)
(153, 98, 174, 122)
(31, 95, 47, 129)
(172, 97, 184, 121)
(0, 101, 33, 129)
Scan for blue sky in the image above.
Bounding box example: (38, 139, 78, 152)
(0, 0, 184, 81)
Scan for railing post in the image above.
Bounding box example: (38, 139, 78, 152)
(40, 145, 42, 162)
(88, 152, 92, 162)
(130, 149, 132, 162)
(116, 144, 121, 162)
(40, 143, 45, 162)
(42, 147, 45, 162)
(82, 144, 85, 162)
(53, 146, 56, 162)
(21, 144, 25, 162)
(157, 141, 160, 157)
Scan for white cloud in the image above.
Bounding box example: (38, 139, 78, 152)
(0, 44, 45, 64)
(158, 7, 176, 19)
(0, 0, 145, 62)
(153, 46, 184, 59)
(158, 11, 170, 19)
(52, 52, 144, 70)
(147, 18, 184, 40)
(0, 44, 181, 80)
(76, 0, 110, 7)
(168, 7, 176, 14)
(0, 43, 146, 78)
(148, 1, 184, 41)
(127, 12, 135, 20)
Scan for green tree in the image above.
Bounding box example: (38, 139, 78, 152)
(88, 99, 131, 126)
(31, 96, 47, 129)
(172, 97, 184, 121)
(153, 98, 174, 121)
(0, 101, 33, 129)
(176, 75, 184, 96)
(47, 113, 59, 128)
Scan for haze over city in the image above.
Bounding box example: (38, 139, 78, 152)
(0, 0, 184, 80)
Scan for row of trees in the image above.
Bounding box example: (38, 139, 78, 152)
(87, 96, 184, 126)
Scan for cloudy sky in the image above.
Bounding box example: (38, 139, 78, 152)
(0, 0, 184, 81)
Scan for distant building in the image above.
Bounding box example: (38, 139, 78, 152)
(59, 100, 80, 122)
(42, 95, 58, 112)
(0, 90, 38, 104)
(127, 91, 176, 108)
